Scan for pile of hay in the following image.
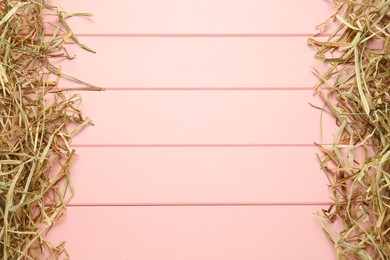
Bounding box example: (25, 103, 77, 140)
(0, 1, 99, 258)
(310, 0, 390, 258)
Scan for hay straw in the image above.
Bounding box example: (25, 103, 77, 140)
(309, 0, 390, 258)
(0, 1, 101, 259)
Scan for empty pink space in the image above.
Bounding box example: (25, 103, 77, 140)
(71, 146, 331, 205)
(69, 147, 331, 205)
(71, 90, 336, 145)
(48, 206, 335, 260)
(56, 37, 327, 89)
(48, 0, 337, 259)
(56, 0, 336, 35)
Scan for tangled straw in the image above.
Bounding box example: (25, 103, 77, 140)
(0, 1, 100, 258)
(309, 0, 390, 258)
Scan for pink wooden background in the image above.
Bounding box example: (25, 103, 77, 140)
(47, 1, 337, 259)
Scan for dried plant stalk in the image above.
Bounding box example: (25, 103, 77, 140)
(309, 0, 390, 259)
(0, 1, 100, 259)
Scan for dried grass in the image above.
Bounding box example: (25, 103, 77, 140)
(309, 0, 390, 258)
(0, 1, 100, 259)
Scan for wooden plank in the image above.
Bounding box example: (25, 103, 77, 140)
(69, 147, 331, 205)
(55, 0, 335, 35)
(47, 206, 335, 259)
(71, 90, 335, 145)
(57, 37, 324, 89)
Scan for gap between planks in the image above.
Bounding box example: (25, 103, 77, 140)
(66, 202, 333, 207)
(102, 87, 319, 91)
(72, 33, 330, 38)
(71, 144, 320, 148)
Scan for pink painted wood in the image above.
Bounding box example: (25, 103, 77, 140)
(69, 147, 331, 205)
(44, 1, 338, 258)
(47, 206, 335, 259)
(57, 37, 325, 89)
(54, 0, 336, 35)
(71, 90, 336, 145)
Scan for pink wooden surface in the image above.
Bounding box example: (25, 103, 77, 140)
(48, 206, 335, 260)
(46, 0, 337, 259)
(55, 0, 335, 35)
(70, 147, 331, 205)
(58, 37, 325, 89)
(72, 90, 335, 145)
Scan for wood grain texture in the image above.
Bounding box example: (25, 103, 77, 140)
(72, 90, 335, 145)
(57, 37, 324, 89)
(69, 147, 331, 205)
(47, 206, 335, 260)
(55, 0, 335, 35)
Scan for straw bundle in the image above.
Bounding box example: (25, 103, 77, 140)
(309, 0, 390, 258)
(0, 1, 99, 258)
